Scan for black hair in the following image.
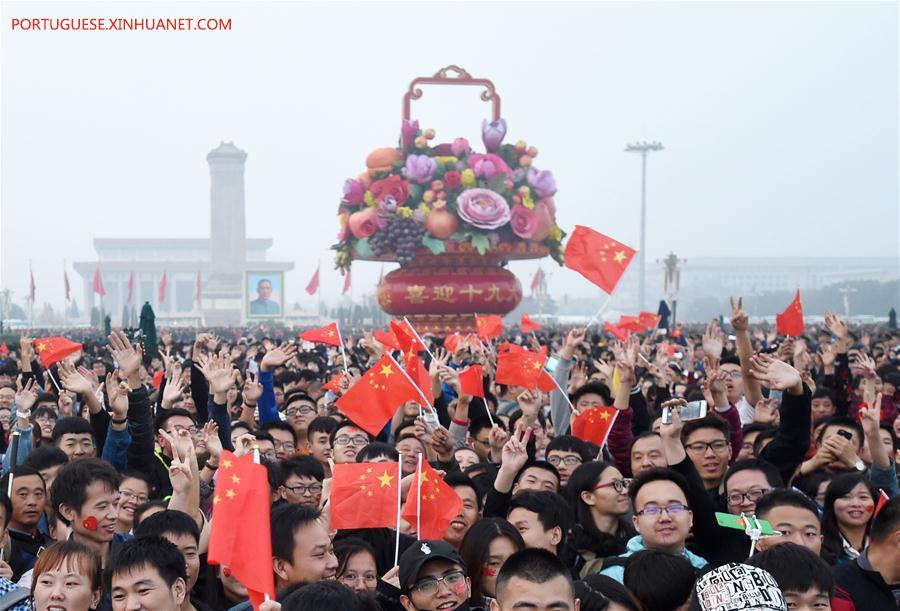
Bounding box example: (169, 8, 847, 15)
(507, 491, 571, 549)
(747, 542, 834, 597)
(261, 420, 298, 445)
(624, 549, 695, 611)
(870, 496, 900, 543)
(231, 421, 252, 436)
(495, 548, 574, 602)
(254, 431, 275, 445)
(821, 472, 877, 564)
(628, 467, 691, 510)
(104, 535, 187, 593)
(50, 458, 120, 525)
(741, 422, 775, 438)
(280, 581, 371, 611)
(134, 509, 201, 544)
(307, 416, 339, 438)
(816, 417, 864, 449)
(356, 442, 399, 463)
(566, 461, 633, 558)
(468, 416, 495, 440)
(280, 456, 325, 482)
(271, 504, 321, 562)
(680, 414, 730, 444)
(51, 417, 94, 443)
(153, 408, 196, 435)
(575, 574, 640, 611)
(723, 458, 784, 492)
(571, 382, 612, 408)
(329, 421, 371, 447)
(755, 489, 821, 523)
(444, 472, 483, 511)
(459, 518, 525, 605)
(283, 390, 315, 409)
(23, 445, 69, 471)
(332, 537, 377, 582)
(812, 387, 837, 404)
(118, 469, 152, 489)
(719, 355, 740, 367)
(1, 465, 46, 493)
(133, 500, 168, 528)
(391, 418, 418, 441)
(753, 429, 778, 456)
(545, 435, 591, 462)
(0, 493, 12, 529)
(512, 461, 560, 490)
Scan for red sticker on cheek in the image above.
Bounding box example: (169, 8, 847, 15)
(452, 580, 467, 596)
(482, 566, 496, 577)
(81, 516, 98, 531)
(865, 505, 874, 513)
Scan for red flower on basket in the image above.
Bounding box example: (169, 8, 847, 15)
(370, 175, 410, 205)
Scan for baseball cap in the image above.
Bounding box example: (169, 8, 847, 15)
(692, 563, 786, 611)
(399, 540, 466, 593)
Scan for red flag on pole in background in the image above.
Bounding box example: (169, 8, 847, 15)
(638, 311, 661, 330)
(521, 314, 541, 333)
(92, 267, 106, 297)
(158, 272, 168, 303)
(458, 364, 485, 398)
(208, 451, 275, 611)
(776, 290, 804, 336)
(537, 370, 557, 393)
(322, 372, 346, 393)
(329, 462, 401, 530)
(342, 270, 352, 296)
(127, 271, 134, 303)
(530, 269, 543, 294)
(373, 328, 401, 351)
(305, 266, 320, 295)
(404, 354, 434, 407)
(391, 319, 425, 357)
(572, 406, 619, 447)
(34, 337, 83, 367)
(0, 343, 8, 358)
(603, 322, 630, 342)
(618, 315, 645, 333)
(475, 314, 503, 340)
(495, 350, 547, 389)
(299, 322, 342, 347)
(402, 459, 463, 540)
(64, 269, 71, 302)
(564, 226, 636, 294)
(336, 354, 424, 436)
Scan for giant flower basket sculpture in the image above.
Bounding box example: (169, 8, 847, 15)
(333, 65, 565, 333)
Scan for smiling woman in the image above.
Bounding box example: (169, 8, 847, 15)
(31, 541, 103, 611)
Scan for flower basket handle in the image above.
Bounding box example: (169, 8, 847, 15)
(403, 65, 501, 122)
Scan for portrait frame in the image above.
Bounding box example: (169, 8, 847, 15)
(245, 271, 284, 319)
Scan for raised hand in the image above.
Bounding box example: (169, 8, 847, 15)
(561, 327, 586, 360)
(729, 296, 749, 332)
(158, 427, 194, 462)
(108, 330, 142, 378)
(437, 365, 461, 393)
(824, 311, 849, 340)
(749, 353, 803, 394)
(161, 370, 188, 408)
(57, 393, 74, 417)
(105, 374, 129, 420)
(753, 398, 779, 426)
(500, 425, 531, 473)
(242, 371, 263, 404)
(260, 342, 298, 372)
(853, 353, 877, 379)
(429, 425, 454, 461)
(168, 444, 195, 496)
(818, 343, 836, 369)
(702, 321, 724, 362)
(567, 361, 588, 392)
(14, 376, 38, 412)
(58, 360, 94, 397)
(659, 399, 686, 440)
(859, 394, 881, 438)
(429, 348, 450, 380)
(200, 421, 223, 461)
(516, 389, 541, 419)
(18, 334, 34, 365)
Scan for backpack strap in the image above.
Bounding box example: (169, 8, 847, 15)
(0, 586, 31, 611)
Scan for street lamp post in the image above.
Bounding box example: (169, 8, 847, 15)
(626, 141, 664, 310)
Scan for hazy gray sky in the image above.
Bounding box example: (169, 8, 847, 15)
(2, 1, 898, 310)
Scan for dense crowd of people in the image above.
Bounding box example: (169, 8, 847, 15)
(0, 299, 898, 611)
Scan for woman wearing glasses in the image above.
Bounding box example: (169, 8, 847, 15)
(458, 518, 525, 608)
(334, 538, 379, 595)
(114, 470, 151, 534)
(566, 461, 635, 578)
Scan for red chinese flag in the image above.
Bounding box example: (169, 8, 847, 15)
(92, 266, 106, 297)
(208, 451, 275, 611)
(618, 315, 645, 333)
(342, 270, 352, 295)
(127, 271, 134, 303)
(300, 322, 342, 347)
(537, 369, 557, 393)
(604, 322, 630, 342)
(444, 333, 462, 353)
(495, 350, 547, 389)
(498, 342, 524, 354)
(564, 225, 636, 294)
(776, 290, 804, 336)
(158, 271, 168, 303)
(336, 354, 423, 436)
(572, 406, 619, 447)
(873, 490, 890, 519)
(374, 328, 401, 350)
(0, 342, 9, 357)
(391, 319, 425, 357)
(530, 268, 543, 294)
(34, 337, 83, 367)
(330, 462, 400, 530)
(638, 311, 661, 330)
(305, 266, 320, 295)
(405, 354, 435, 407)
(521, 314, 541, 333)
(458, 364, 485, 398)
(475, 314, 503, 340)
(322, 372, 346, 393)
(402, 460, 464, 540)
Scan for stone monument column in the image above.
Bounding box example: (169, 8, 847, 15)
(202, 141, 247, 325)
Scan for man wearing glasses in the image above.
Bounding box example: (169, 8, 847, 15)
(598, 468, 708, 583)
(544, 436, 589, 487)
(681, 416, 733, 494)
(330, 422, 372, 464)
(282, 391, 318, 450)
(397, 540, 472, 611)
(278, 456, 324, 508)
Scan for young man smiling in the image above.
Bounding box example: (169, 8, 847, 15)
(106, 536, 187, 611)
(491, 548, 579, 611)
(397, 539, 473, 611)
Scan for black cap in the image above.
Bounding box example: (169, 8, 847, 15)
(399, 540, 465, 592)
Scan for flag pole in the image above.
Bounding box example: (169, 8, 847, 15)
(335, 324, 349, 376)
(586, 294, 613, 329)
(402, 317, 436, 362)
(548, 371, 577, 413)
(415, 453, 423, 538)
(387, 353, 434, 412)
(393, 454, 403, 566)
(63, 259, 69, 329)
(28, 260, 34, 330)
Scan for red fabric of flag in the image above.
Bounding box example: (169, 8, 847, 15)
(402, 460, 463, 540)
(374, 328, 401, 350)
(208, 451, 275, 611)
(537, 370, 557, 393)
(34, 337, 83, 367)
(391, 319, 425, 357)
(0, 343, 9, 357)
(874, 490, 890, 519)
(458, 365, 485, 398)
(564, 225, 636, 294)
(92, 266, 106, 297)
(305, 267, 320, 295)
(618, 315, 645, 333)
(604, 322, 630, 341)
(498, 342, 523, 353)
(475, 314, 503, 340)
(638, 311, 661, 330)
(521, 314, 541, 332)
(342, 270, 352, 295)
(495, 350, 547, 389)
(158, 271, 168, 303)
(530, 269, 543, 294)
(300, 322, 342, 347)
(572, 406, 619, 447)
(336, 354, 423, 436)
(322, 372, 346, 393)
(330, 462, 400, 530)
(776, 290, 804, 336)
(405, 354, 434, 406)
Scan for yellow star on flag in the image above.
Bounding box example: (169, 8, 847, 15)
(225, 489, 236, 499)
(614, 250, 627, 264)
(377, 471, 395, 488)
(599, 410, 611, 420)
(231, 475, 240, 484)
(221, 459, 233, 469)
(380, 364, 394, 377)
